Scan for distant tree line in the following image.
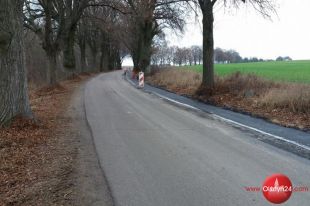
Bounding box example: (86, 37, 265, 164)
(276, 56, 293, 61)
(151, 44, 203, 66)
(151, 44, 293, 66)
(214, 48, 242, 63)
(214, 48, 292, 63)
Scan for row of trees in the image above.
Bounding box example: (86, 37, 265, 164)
(276, 56, 292, 61)
(1, 0, 275, 126)
(151, 44, 203, 66)
(23, 0, 127, 85)
(151, 45, 288, 66)
(214, 48, 242, 63)
(0, 0, 193, 126)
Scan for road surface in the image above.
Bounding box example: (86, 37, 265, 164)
(84, 71, 310, 206)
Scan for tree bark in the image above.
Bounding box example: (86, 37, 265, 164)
(201, 1, 215, 88)
(63, 26, 77, 69)
(41, 0, 59, 86)
(79, 42, 86, 73)
(115, 50, 122, 70)
(100, 50, 109, 72)
(131, 20, 155, 73)
(0, 0, 32, 126)
(132, 53, 139, 73)
(91, 49, 97, 71)
(46, 52, 57, 85)
(139, 21, 154, 72)
(99, 37, 109, 72)
(77, 21, 87, 73)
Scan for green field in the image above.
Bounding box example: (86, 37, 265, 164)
(186, 60, 310, 83)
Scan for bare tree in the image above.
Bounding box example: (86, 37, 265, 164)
(82, 5, 126, 71)
(226, 49, 242, 63)
(151, 35, 170, 66)
(197, 0, 275, 88)
(77, 19, 88, 72)
(185, 48, 194, 65)
(214, 47, 227, 63)
(24, 0, 94, 85)
(165, 46, 175, 65)
(191, 45, 202, 65)
(0, 0, 32, 126)
(122, 0, 190, 72)
(174, 47, 189, 66)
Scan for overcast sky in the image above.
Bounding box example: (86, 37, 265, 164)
(168, 0, 310, 60)
(123, 0, 310, 66)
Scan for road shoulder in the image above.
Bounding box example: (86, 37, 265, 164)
(125, 73, 310, 160)
(68, 80, 114, 206)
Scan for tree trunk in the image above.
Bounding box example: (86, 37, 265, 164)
(99, 51, 104, 72)
(42, 0, 58, 86)
(132, 52, 140, 73)
(140, 21, 153, 72)
(99, 40, 110, 72)
(46, 52, 57, 85)
(108, 50, 114, 71)
(91, 49, 97, 71)
(100, 50, 109, 72)
(132, 20, 155, 73)
(201, 1, 215, 88)
(63, 26, 76, 69)
(0, 0, 33, 126)
(79, 42, 86, 73)
(108, 46, 121, 71)
(115, 50, 122, 70)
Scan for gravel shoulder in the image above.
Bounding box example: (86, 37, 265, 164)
(70, 81, 113, 206)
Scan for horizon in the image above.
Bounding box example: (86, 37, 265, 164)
(123, 0, 310, 66)
(166, 0, 310, 61)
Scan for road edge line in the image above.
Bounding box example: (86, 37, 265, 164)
(124, 72, 310, 152)
(151, 91, 310, 152)
(152, 92, 202, 112)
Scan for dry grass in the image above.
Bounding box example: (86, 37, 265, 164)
(147, 68, 310, 129)
(147, 69, 277, 97)
(215, 72, 277, 96)
(146, 68, 201, 95)
(260, 84, 310, 113)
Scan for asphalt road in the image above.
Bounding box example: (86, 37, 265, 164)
(84, 71, 310, 206)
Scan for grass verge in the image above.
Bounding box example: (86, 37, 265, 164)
(146, 68, 310, 130)
(186, 60, 310, 83)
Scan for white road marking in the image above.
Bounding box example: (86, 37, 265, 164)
(125, 75, 310, 151)
(153, 92, 201, 111)
(151, 91, 310, 152)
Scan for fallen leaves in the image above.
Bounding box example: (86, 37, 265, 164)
(0, 73, 94, 206)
